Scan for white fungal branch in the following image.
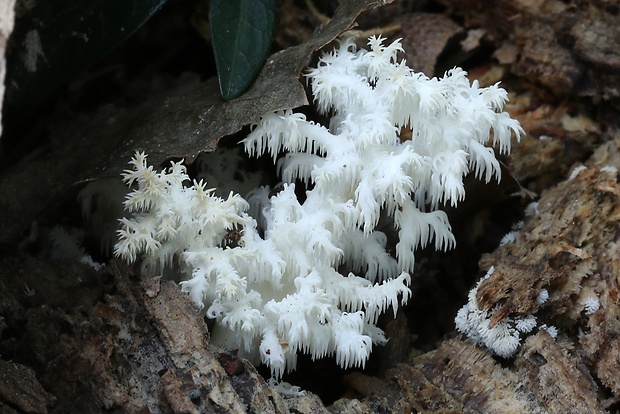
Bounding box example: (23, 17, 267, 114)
(115, 35, 522, 378)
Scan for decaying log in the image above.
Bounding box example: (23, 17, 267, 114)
(2, 0, 620, 412)
(0, 251, 357, 413)
(2, 131, 620, 414)
(438, 0, 620, 101)
(0, 359, 55, 413)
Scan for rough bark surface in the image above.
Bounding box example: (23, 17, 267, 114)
(0, 253, 319, 413)
(439, 0, 620, 100)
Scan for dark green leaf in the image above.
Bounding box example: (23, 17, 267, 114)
(210, 0, 276, 101)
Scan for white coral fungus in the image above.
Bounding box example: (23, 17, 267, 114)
(455, 267, 546, 358)
(455, 267, 525, 358)
(115, 36, 522, 378)
(584, 296, 600, 315)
